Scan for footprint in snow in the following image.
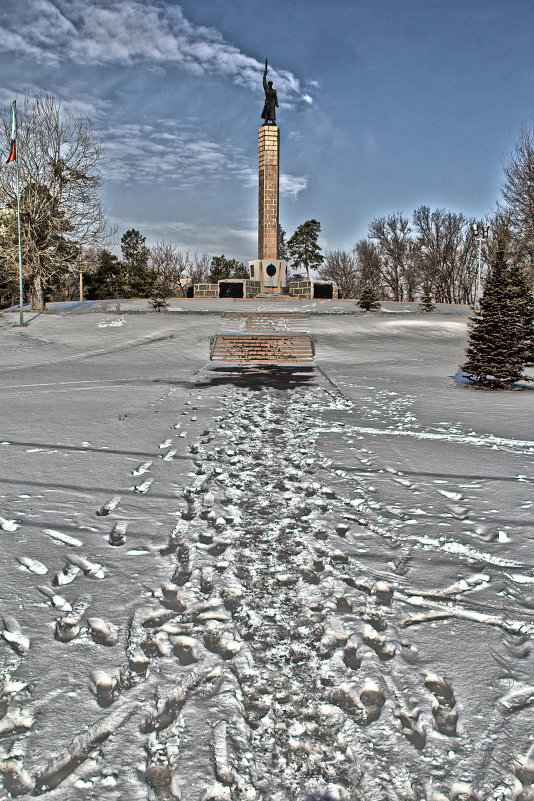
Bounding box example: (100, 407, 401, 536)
(0, 743, 33, 796)
(0, 517, 19, 532)
(91, 669, 119, 707)
(42, 529, 83, 548)
(53, 563, 81, 586)
(438, 489, 464, 501)
(172, 636, 199, 665)
(87, 617, 119, 646)
(37, 586, 72, 612)
(0, 709, 33, 738)
(96, 496, 121, 516)
(67, 554, 106, 579)
(17, 556, 48, 575)
(55, 595, 90, 643)
(2, 617, 30, 655)
(359, 678, 386, 724)
(109, 521, 128, 546)
(131, 461, 152, 477)
(133, 478, 153, 494)
(424, 672, 458, 736)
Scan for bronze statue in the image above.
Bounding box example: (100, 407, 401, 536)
(261, 59, 278, 125)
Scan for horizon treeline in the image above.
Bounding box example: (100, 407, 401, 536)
(2, 93, 534, 307)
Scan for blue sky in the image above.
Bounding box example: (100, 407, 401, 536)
(1, 0, 533, 262)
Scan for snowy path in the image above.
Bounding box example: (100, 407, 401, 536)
(0, 311, 533, 800)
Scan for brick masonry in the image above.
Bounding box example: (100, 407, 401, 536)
(258, 125, 279, 261)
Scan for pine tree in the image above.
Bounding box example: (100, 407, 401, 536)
(121, 229, 157, 298)
(149, 275, 171, 312)
(461, 246, 532, 388)
(208, 255, 248, 283)
(509, 263, 534, 365)
(287, 219, 324, 280)
(278, 224, 289, 261)
(149, 291, 169, 312)
(418, 286, 436, 312)
(84, 249, 126, 299)
(358, 281, 381, 311)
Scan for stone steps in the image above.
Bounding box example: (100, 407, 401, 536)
(209, 333, 315, 363)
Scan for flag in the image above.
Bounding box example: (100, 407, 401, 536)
(6, 101, 16, 163)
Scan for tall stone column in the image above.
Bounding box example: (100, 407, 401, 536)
(249, 124, 286, 292)
(258, 124, 279, 260)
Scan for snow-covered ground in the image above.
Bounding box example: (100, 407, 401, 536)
(0, 303, 533, 801)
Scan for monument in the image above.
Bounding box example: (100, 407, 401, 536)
(249, 60, 287, 294)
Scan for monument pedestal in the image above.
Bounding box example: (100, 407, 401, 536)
(248, 259, 287, 293)
(247, 124, 285, 296)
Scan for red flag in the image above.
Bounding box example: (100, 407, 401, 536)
(6, 102, 16, 163)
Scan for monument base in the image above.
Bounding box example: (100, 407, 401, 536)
(194, 280, 261, 299)
(218, 279, 261, 299)
(289, 280, 339, 299)
(248, 259, 287, 294)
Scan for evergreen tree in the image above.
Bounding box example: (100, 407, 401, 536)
(121, 229, 157, 297)
(84, 249, 126, 299)
(149, 284, 170, 312)
(418, 286, 436, 312)
(208, 255, 248, 283)
(278, 224, 289, 261)
(358, 281, 381, 311)
(461, 246, 532, 388)
(509, 263, 534, 365)
(148, 270, 173, 312)
(287, 219, 324, 280)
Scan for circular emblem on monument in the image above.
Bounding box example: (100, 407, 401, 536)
(266, 263, 277, 277)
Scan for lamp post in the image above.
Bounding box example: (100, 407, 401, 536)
(472, 222, 489, 301)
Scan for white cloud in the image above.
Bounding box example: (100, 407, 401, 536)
(5, 1, 313, 107)
(101, 119, 258, 188)
(108, 215, 256, 256)
(100, 120, 308, 201)
(279, 173, 308, 199)
(0, 84, 111, 121)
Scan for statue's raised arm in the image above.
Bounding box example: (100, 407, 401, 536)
(261, 58, 278, 125)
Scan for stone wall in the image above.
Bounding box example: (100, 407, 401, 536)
(244, 280, 261, 298)
(288, 281, 339, 299)
(194, 283, 218, 298)
(193, 281, 262, 299)
(289, 281, 312, 299)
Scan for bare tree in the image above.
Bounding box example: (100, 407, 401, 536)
(318, 249, 359, 298)
(0, 94, 111, 309)
(354, 239, 384, 296)
(150, 242, 189, 297)
(187, 252, 211, 286)
(368, 213, 416, 300)
(412, 206, 476, 303)
(501, 125, 534, 278)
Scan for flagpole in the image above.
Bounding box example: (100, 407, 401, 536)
(12, 101, 24, 326)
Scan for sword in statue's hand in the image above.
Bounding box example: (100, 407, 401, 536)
(264, 58, 268, 75)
